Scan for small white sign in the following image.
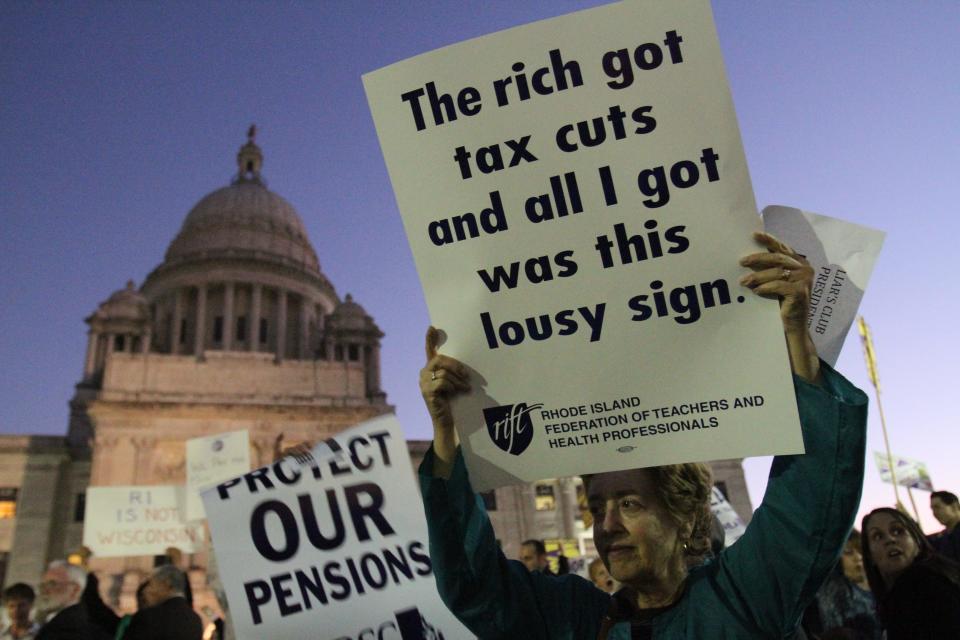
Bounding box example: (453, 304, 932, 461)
(83, 486, 205, 557)
(873, 451, 934, 491)
(202, 415, 473, 639)
(710, 486, 746, 548)
(185, 429, 251, 521)
(762, 205, 885, 365)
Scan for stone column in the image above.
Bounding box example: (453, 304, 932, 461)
(252, 437, 275, 467)
(131, 437, 158, 484)
(558, 478, 577, 539)
(249, 284, 262, 352)
(172, 289, 184, 354)
(125, 334, 134, 353)
(299, 296, 310, 360)
(83, 330, 99, 378)
(194, 284, 207, 358)
(276, 289, 287, 362)
(222, 282, 234, 350)
(141, 329, 151, 354)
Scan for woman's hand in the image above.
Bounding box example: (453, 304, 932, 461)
(420, 326, 470, 477)
(740, 231, 821, 383)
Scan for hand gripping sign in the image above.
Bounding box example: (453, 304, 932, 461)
(202, 415, 472, 639)
(762, 206, 885, 366)
(364, 0, 802, 490)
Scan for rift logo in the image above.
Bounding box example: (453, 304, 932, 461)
(484, 403, 543, 456)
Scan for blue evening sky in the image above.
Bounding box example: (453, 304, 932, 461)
(2, 1, 958, 532)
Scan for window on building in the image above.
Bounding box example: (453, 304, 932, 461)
(348, 344, 359, 361)
(132, 337, 141, 352)
(335, 345, 344, 361)
(535, 483, 555, 511)
(0, 488, 18, 519)
(114, 335, 125, 351)
(259, 318, 269, 344)
(179, 319, 187, 344)
(236, 316, 247, 341)
(74, 493, 86, 522)
(213, 316, 224, 342)
(480, 490, 497, 511)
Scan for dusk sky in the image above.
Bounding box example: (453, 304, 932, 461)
(2, 1, 958, 534)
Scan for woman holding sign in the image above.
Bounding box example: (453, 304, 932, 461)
(418, 232, 868, 639)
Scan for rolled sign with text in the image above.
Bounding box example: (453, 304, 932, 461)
(364, 0, 802, 490)
(762, 205, 885, 366)
(202, 415, 473, 640)
(83, 485, 205, 557)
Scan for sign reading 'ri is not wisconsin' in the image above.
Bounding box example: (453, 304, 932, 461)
(363, 0, 803, 490)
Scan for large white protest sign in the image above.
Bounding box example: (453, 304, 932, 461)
(202, 415, 472, 640)
(709, 486, 746, 548)
(874, 451, 934, 492)
(762, 206, 885, 366)
(83, 486, 205, 557)
(364, 0, 801, 489)
(185, 429, 251, 521)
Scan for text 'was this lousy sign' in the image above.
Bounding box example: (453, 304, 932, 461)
(364, 0, 802, 490)
(202, 416, 472, 640)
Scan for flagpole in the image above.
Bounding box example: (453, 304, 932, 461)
(857, 316, 903, 509)
(906, 486, 921, 523)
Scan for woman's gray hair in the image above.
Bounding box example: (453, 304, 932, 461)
(47, 560, 87, 590)
(151, 565, 187, 595)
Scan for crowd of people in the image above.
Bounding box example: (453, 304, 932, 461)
(0, 551, 205, 640)
(418, 232, 960, 639)
(4, 232, 960, 639)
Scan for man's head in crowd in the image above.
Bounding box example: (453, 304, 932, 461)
(37, 561, 85, 615)
(2, 583, 35, 629)
(840, 529, 868, 589)
(519, 539, 549, 573)
(930, 491, 960, 530)
(584, 463, 712, 587)
(588, 558, 615, 593)
(142, 565, 187, 608)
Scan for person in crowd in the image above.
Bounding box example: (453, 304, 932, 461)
(35, 561, 97, 640)
(122, 565, 202, 640)
(861, 507, 960, 639)
(418, 232, 868, 638)
(928, 490, 960, 562)
(588, 558, 616, 594)
(519, 539, 554, 575)
(1, 583, 40, 639)
(802, 530, 881, 639)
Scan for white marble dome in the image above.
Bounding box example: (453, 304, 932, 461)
(164, 180, 321, 275)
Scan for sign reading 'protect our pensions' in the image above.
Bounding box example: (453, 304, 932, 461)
(363, 0, 802, 490)
(202, 416, 472, 640)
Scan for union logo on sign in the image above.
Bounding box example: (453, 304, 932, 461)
(483, 402, 543, 456)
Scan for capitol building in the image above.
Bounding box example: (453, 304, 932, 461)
(0, 132, 753, 622)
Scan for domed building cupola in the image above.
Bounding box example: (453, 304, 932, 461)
(235, 124, 264, 184)
(81, 280, 151, 386)
(324, 294, 385, 401)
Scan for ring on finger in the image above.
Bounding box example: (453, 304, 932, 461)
(782, 268, 791, 280)
(431, 370, 437, 381)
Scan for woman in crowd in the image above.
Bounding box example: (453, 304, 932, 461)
(418, 232, 869, 639)
(802, 530, 881, 639)
(861, 507, 960, 639)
